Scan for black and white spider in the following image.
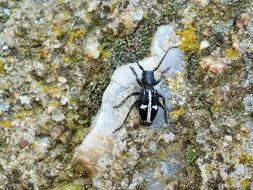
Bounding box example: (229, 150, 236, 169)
(113, 46, 178, 133)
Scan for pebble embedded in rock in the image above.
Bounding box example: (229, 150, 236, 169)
(224, 135, 232, 142)
(19, 140, 30, 149)
(84, 35, 100, 59)
(52, 112, 65, 122)
(200, 40, 210, 50)
(131, 10, 144, 22)
(0, 101, 10, 113)
(236, 13, 250, 29)
(2, 45, 9, 51)
(38, 137, 51, 152)
(160, 132, 176, 143)
(19, 95, 31, 105)
(58, 76, 67, 84)
(243, 95, 253, 113)
(200, 57, 226, 76)
(3, 9, 11, 16)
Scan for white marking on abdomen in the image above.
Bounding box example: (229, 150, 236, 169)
(140, 104, 148, 109)
(152, 105, 158, 110)
(147, 89, 152, 122)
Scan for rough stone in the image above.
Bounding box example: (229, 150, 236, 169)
(0, 0, 253, 189)
(74, 24, 184, 174)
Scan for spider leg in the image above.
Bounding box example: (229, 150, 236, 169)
(153, 45, 178, 71)
(129, 66, 143, 87)
(113, 92, 139, 108)
(113, 100, 138, 133)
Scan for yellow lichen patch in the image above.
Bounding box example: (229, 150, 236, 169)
(56, 0, 64, 4)
(83, 11, 92, 24)
(206, 164, 216, 174)
(101, 50, 111, 60)
(224, 47, 239, 59)
(51, 87, 60, 95)
(168, 75, 182, 92)
(35, 82, 61, 97)
(42, 85, 51, 93)
(50, 64, 60, 81)
(14, 110, 32, 120)
(49, 100, 60, 107)
(156, 147, 169, 159)
(63, 57, 71, 63)
(240, 179, 250, 188)
(225, 177, 234, 190)
(0, 120, 12, 128)
(168, 72, 184, 92)
(63, 11, 71, 22)
(0, 60, 4, 73)
(31, 141, 38, 149)
(177, 24, 200, 55)
(98, 45, 111, 61)
(67, 29, 86, 45)
(53, 25, 62, 37)
(170, 107, 185, 119)
(210, 103, 222, 113)
(239, 153, 253, 165)
(40, 125, 51, 135)
(41, 85, 60, 95)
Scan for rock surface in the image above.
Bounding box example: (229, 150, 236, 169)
(0, 0, 253, 189)
(74, 24, 184, 174)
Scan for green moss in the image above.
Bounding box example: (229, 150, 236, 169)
(72, 128, 90, 144)
(107, 23, 156, 65)
(53, 182, 83, 190)
(186, 145, 198, 166)
(65, 111, 76, 130)
(195, 1, 251, 29)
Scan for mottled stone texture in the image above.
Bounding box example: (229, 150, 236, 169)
(74, 24, 183, 176)
(0, 0, 253, 189)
